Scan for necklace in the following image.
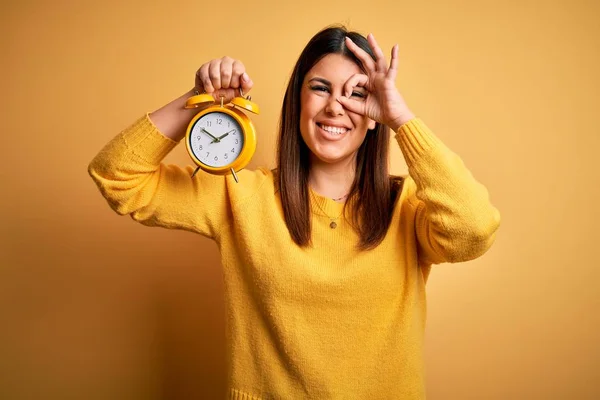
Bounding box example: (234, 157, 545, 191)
(310, 191, 345, 229)
(332, 193, 349, 202)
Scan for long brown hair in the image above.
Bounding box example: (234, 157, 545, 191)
(276, 25, 400, 250)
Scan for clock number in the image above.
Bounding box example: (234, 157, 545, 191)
(196, 135, 200, 140)
(199, 145, 203, 150)
(207, 121, 211, 127)
(217, 118, 222, 125)
(214, 156, 218, 161)
(206, 152, 210, 157)
(231, 148, 235, 153)
(224, 153, 228, 159)
(235, 139, 239, 144)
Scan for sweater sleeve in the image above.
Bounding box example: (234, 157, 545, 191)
(88, 114, 230, 240)
(395, 118, 501, 265)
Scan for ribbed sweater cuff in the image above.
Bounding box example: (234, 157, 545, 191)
(122, 113, 179, 164)
(394, 118, 444, 168)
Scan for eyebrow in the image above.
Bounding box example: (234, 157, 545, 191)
(308, 77, 331, 86)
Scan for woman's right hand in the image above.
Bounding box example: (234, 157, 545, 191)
(195, 57, 254, 104)
(148, 57, 254, 141)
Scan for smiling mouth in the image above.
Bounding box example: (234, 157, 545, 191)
(316, 123, 349, 135)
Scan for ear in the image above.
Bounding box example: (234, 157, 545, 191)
(368, 118, 376, 131)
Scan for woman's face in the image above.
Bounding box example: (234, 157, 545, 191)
(299, 54, 376, 166)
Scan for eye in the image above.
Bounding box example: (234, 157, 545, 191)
(310, 85, 330, 93)
(351, 91, 366, 98)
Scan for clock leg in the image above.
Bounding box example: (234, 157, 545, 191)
(230, 168, 239, 183)
(191, 166, 201, 178)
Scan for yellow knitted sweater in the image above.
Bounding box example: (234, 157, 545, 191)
(89, 114, 500, 399)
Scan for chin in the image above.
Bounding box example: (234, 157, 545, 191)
(310, 147, 355, 165)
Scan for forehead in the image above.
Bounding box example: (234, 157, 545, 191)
(305, 54, 362, 84)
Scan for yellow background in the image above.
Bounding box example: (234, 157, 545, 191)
(1, 0, 599, 398)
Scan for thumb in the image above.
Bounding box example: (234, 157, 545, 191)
(211, 88, 237, 104)
(337, 96, 364, 115)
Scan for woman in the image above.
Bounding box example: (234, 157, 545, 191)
(89, 26, 500, 399)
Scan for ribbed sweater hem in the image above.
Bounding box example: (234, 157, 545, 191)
(230, 388, 263, 400)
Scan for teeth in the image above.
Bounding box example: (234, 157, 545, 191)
(320, 124, 348, 135)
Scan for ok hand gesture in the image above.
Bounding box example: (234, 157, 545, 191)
(338, 34, 415, 132)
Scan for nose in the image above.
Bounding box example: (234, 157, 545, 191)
(325, 96, 345, 116)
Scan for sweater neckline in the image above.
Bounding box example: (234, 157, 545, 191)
(309, 188, 348, 219)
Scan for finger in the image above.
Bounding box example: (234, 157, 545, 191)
(367, 33, 387, 72)
(345, 36, 376, 72)
(343, 73, 369, 97)
(337, 95, 366, 115)
(220, 56, 234, 89)
(386, 44, 399, 81)
(229, 60, 245, 90)
(240, 72, 253, 94)
(208, 59, 222, 90)
(196, 63, 214, 93)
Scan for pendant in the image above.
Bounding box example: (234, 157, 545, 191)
(330, 221, 337, 229)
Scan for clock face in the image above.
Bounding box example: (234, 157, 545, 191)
(189, 111, 244, 168)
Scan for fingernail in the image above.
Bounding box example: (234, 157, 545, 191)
(241, 72, 248, 82)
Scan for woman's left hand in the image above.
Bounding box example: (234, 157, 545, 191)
(338, 34, 415, 132)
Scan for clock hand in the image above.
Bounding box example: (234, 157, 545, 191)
(201, 127, 220, 143)
(217, 129, 235, 140)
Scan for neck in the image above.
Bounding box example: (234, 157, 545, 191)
(308, 155, 356, 202)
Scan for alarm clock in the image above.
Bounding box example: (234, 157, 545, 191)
(184, 89, 259, 182)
